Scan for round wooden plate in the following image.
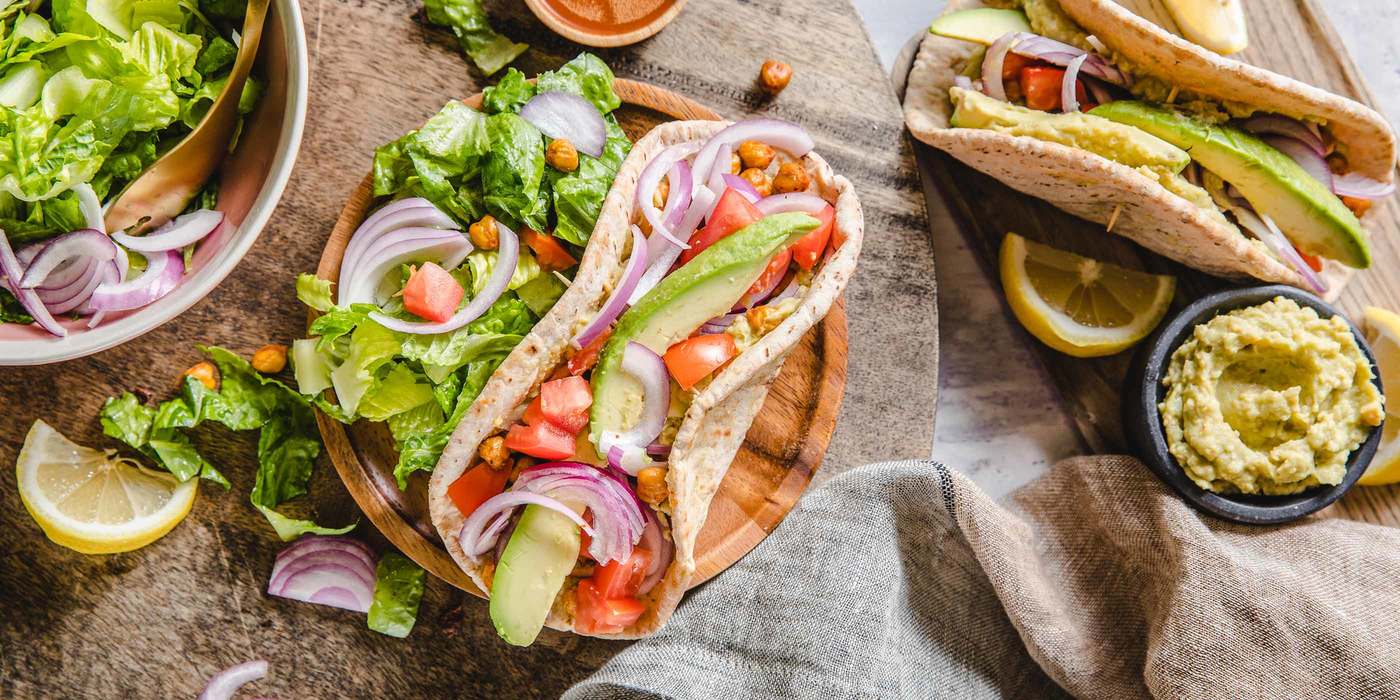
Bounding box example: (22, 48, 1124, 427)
(312, 79, 848, 595)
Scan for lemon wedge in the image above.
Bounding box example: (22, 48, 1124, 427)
(1357, 307, 1400, 486)
(17, 420, 197, 554)
(999, 233, 1176, 358)
(1162, 0, 1248, 55)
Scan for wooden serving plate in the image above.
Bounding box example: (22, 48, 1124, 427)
(312, 79, 848, 593)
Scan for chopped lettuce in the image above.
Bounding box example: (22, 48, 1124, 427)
(535, 52, 622, 114)
(368, 552, 426, 638)
(256, 506, 358, 542)
(422, 0, 526, 76)
(296, 272, 335, 312)
(482, 111, 546, 231)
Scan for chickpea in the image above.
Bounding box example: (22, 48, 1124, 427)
(468, 215, 499, 250)
(478, 435, 510, 470)
(481, 561, 496, 591)
(636, 466, 669, 507)
(1343, 196, 1373, 218)
(251, 344, 288, 374)
(510, 456, 534, 482)
(653, 176, 670, 209)
(730, 151, 743, 175)
(546, 138, 579, 172)
(1327, 152, 1348, 174)
(759, 59, 793, 95)
(738, 141, 775, 170)
(739, 168, 772, 197)
(182, 361, 219, 391)
(772, 162, 810, 194)
(746, 306, 783, 335)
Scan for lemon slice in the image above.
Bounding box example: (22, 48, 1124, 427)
(1357, 307, 1400, 486)
(999, 233, 1176, 358)
(17, 420, 197, 554)
(1162, 0, 1248, 55)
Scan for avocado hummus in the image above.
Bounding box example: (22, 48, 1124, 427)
(1160, 297, 1384, 495)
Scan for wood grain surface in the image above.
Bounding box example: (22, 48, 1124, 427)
(315, 79, 847, 595)
(0, 1, 936, 697)
(914, 0, 1400, 524)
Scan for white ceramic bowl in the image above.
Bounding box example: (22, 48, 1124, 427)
(0, 0, 308, 365)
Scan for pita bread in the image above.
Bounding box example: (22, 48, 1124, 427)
(427, 120, 863, 639)
(903, 0, 1394, 295)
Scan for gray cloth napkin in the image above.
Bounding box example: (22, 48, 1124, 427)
(564, 457, 1400, 699)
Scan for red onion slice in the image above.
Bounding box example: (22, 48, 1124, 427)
(274, 533, 375, 571)
(1261, 135, 1333, 190)
(1010, 33, 1128, 86)
(458, 490, 593, 559)
(369, 221, 516, 334)
(661, 162, 694, 231)
(700, 312, 740, 334)
(1244, 115, 1327, 156)
(340, 198, 454, 303)
(646, 442, 671, 458)
(268, 551, 375, 593)
(720, 174, 761, 203)
(73, 183, 105, 233)
(0, 232, 66, 336)
(706, 144, 733, 196)
(982, 32, 1020, 101)
(607, 444, 656, 476)
(755, 192, 826, 216)
(636, 142, 701, 249)
(689, 119, 815, 196)
(1233, 206, 1327, 294)
(630, 187, 715, 305)
(1333, 172, 1397, 200)
(89, 249, 183, 311)
(1061, 54, 1088, 113)
(636, 506, 673, 595)
(198, 660, 268, 700)
(111, 209, 223, 253)
(18, 229, 116, 288)
(513, 462, 646, 564)
(87, 249, 127, 327)
(1083, 76, 1114, 106)
(268, 562, 374, 612)
(597, 342, 670, 459)
(37, 259, 102, 314)
(574, 225, 647, 349)
(343, 228, 473, 306)
(521, 91, 606, 158)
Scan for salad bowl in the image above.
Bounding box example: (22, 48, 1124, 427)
(0, 0, 309, 366)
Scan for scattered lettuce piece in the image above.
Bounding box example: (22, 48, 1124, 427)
(422, 0, 526, 76)
(368, 552, 426, 638)
(296, 273, 335, 312)
(256, 505, 357, 542)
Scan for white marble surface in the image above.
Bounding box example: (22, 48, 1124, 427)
(850, 0, 1400, 498)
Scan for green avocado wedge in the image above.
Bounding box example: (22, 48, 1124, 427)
(1089, 101, 1370, 268)
(929, 8, 1030, 45)
(489, 504, 581, 646)
(588, 211, 820, 449)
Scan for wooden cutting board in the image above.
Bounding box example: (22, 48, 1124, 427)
(313, 79, 848, 594)
(912, 0, 1400, 525)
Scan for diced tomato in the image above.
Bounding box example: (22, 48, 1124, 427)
(789, 205, 835, 270)
(574, 579, 646, 634)
(680, 187, 763, 265)
(1299, 251, 1324, 272)
(664, 334, 738, 391)
(578, 510, 594, 561)
(540, 375, 592, 434)
(745, 248, 791, 299)
(504, 421, 576, 460)
(522, 228, 579, 271)
(569, 328, 612, 376)
(1342, 196, 1373, 218)
(1001, 52, 1033, 81)
(447, 462, 509, 517)
(523, 395, 545, 426)
(1021, 66, 1065, 112)
(402, 262, 464, 323)
(594, 548, 652, 599)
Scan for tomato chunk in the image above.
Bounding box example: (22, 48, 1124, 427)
(744, 248, 791, 300)
(789, 205, 834, 270)
(523, 395, 545, 426)
(1021, 66, 1065, 111)
(574, 579, 646, 634)
(540, 375, 592, 434)
(1299, 251, 1324, 272)
(522, 228, 579, 271)
(664, 334, 738, 391)
(681, 187, 763, 265)
(1000, 52, 1033, 81)
(569, 328, 612, 376)
(447, 462, 509, 517)
(594, 548, 652, 599)
(504, 421, 575, 460)
(402, 262, 464, 323)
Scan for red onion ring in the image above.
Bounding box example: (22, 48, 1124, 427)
(1061, 54, 1088, 113)
(689, 119, 815, 196)
(1244, 115, 1327, 156)
(1233, 206, 1327, 294)
(981, 32, 1019, 101)
(274, 533, 375, 570)
(73, 183, 105, 233)
(513, 462, 646, 563)
(458, 490, 593, 560)
(267, 535, 377, 613)
(37, 259, 103, 314)
(630, 187, 715, 305)
(1333, 172, 1397, 200)
(754, 192, 827, 216)
(343, 227, 473, 306)
(0, 233, 66, 336)
(700, 312, 740, 334)
(706, 143, 733, 196)
(198, 660, 268, 700)
(521, 91, 606, 158)
(1083, 76, 1114, 105)
(268, 551, 375, 593)
(370, 221, 517, 334)
(661, 162, 693, 231)
(597, 342, 670, 461)
(1010, 33, 1128, 86)
(87, 249, 127, 327)
(607, 444, 656, 476)
(1261, 135, 1333, 191)
(636, 143, 701, 249)
(636, 506, 673, 595)
(89, 249, 183, 311)
(574, 225, 647, 349)
(720, 174, 761, 203)
(340, 198, 454, 303)
(111, 209, 223, 253)
(18, 229, 116, 289)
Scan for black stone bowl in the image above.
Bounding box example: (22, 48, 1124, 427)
(1123, 285, 1385, 525)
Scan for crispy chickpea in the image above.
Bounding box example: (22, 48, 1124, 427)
(772, 162, 810, 194)
(636, 466, 669, 507)
(739, 168, 772, 197)
(759, 59, 793, 95)
(546, 138, 579, 172)
(746, 306, 784, 335)
(653, 176, 671, 209)
(250, 344, 288, 374)
(1343, 196, 1373, 218)
(730, 151, 743, 175)
(478, 435, 510, 470)
(182, 361, 219, 391)
(738, 141, 776, 170)
(469, 215, 499, 250)
(1326, 152, 1348, 174)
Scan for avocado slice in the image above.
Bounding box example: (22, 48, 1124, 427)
(489, 504, 581, 646)
(588, 212, 820, 448)
(929, 8, 1030, 45)
(1089, 101, 1370, 268)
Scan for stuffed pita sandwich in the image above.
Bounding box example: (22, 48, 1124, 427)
(427, 118, 862, 645)
(903, 0, 1396, 296)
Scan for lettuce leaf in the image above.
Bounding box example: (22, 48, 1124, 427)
(422, 0, 526, 76)
(255, 505, 357, 542)
(392, 355, 503, 487)
(550, 115, 630, 245)
(536, 52, 621, 114)
(295, 273, 335, 312)
(480, 67, 534, 114)
(482, 111, 546, 231)
(368, 552, 426, 638)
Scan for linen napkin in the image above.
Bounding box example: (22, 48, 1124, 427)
(564, 456, 1400, 699)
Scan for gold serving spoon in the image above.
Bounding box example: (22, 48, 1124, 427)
(104, 0, 271, 233)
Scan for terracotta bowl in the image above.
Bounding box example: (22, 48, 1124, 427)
(0, 0, 309, 366)
(524, 0, 687, 47)
(1123, 285, 1385, 525)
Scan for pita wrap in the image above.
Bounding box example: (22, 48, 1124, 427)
(903, 0, 1395, 296)
(427, 120, 863, 639)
